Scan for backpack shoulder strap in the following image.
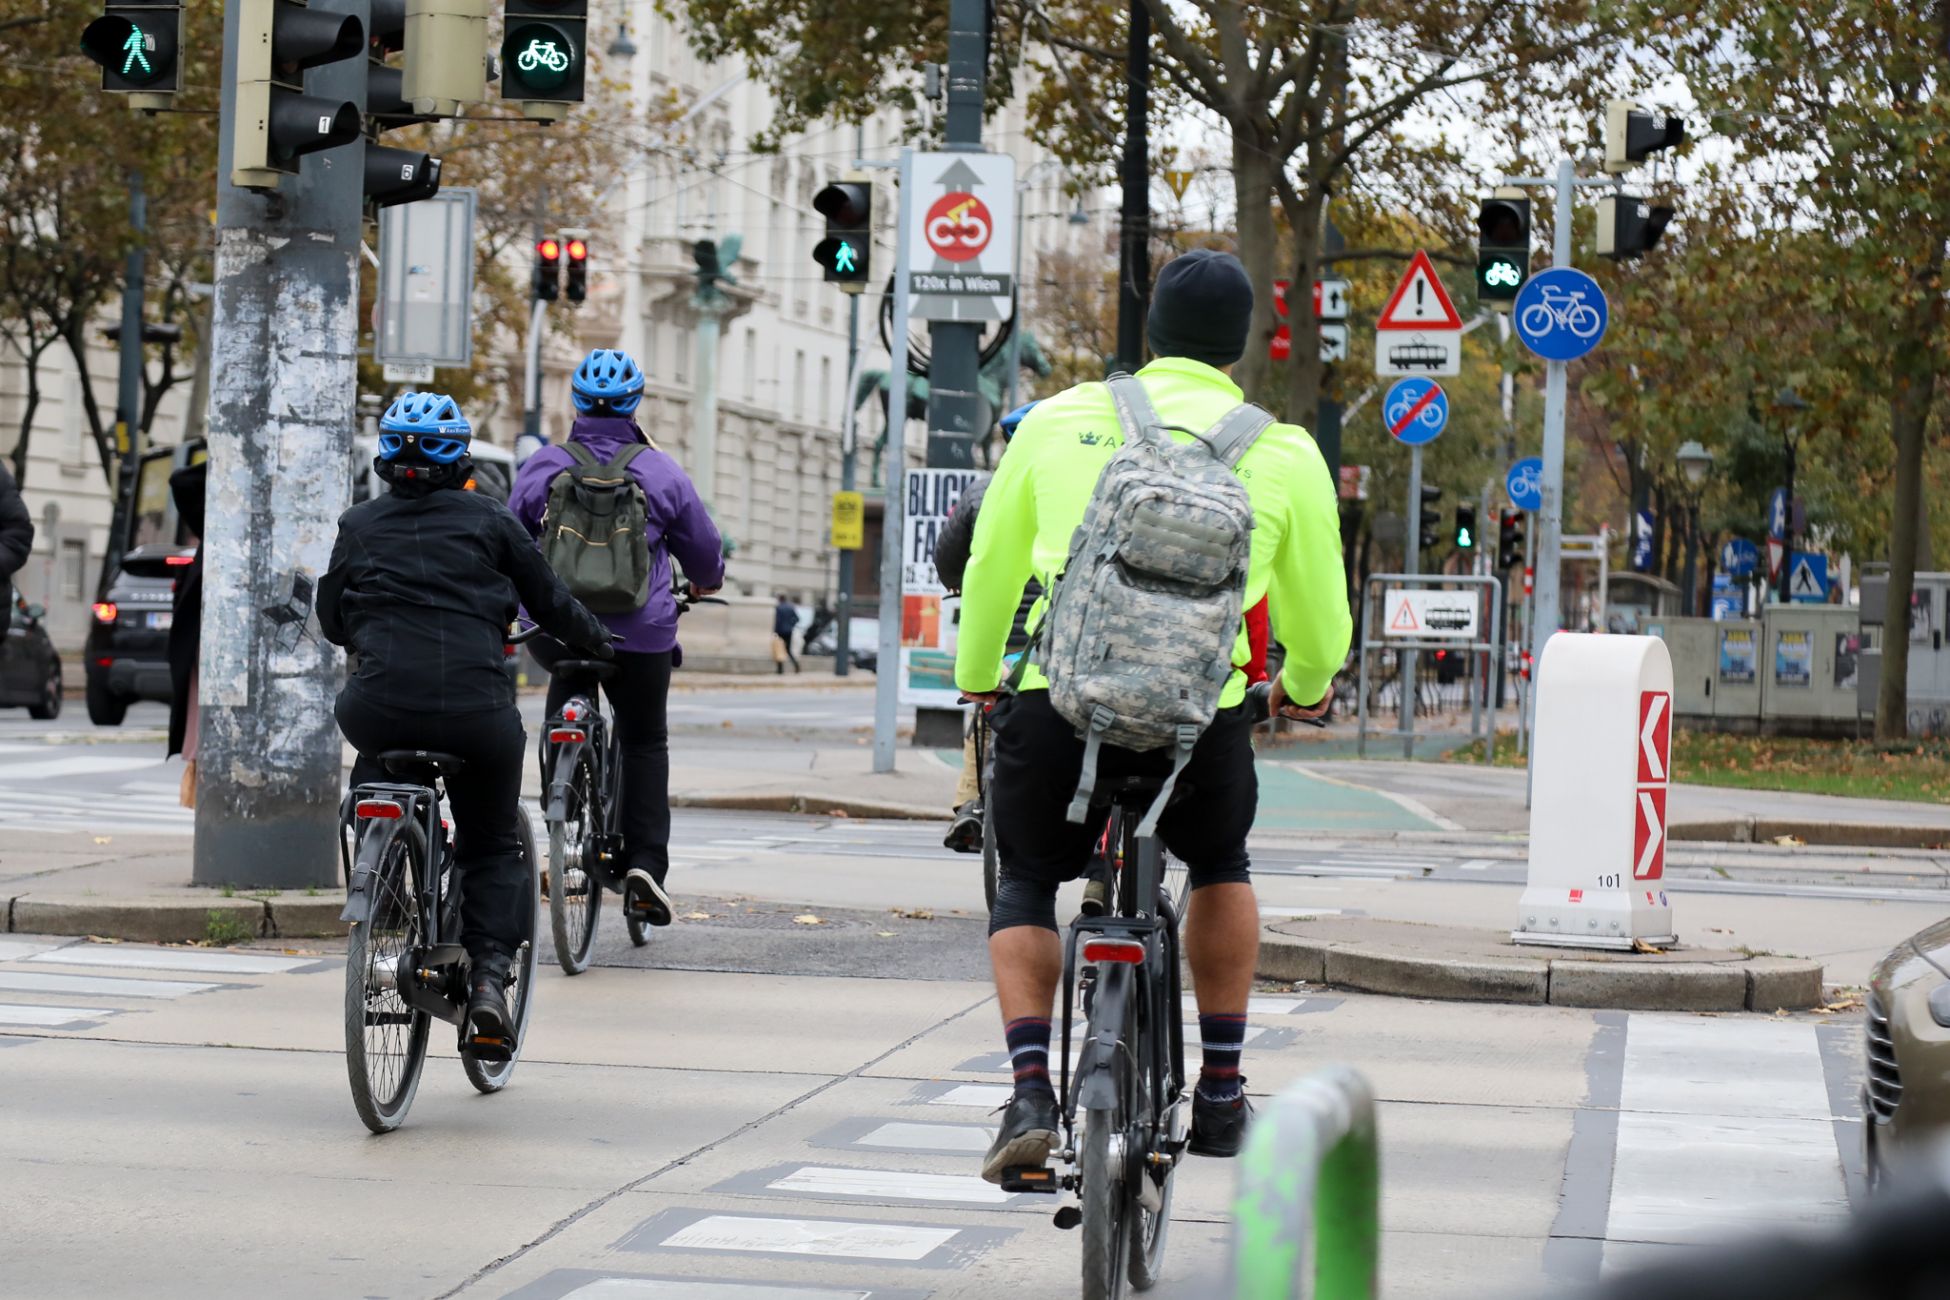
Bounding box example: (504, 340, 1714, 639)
(1205, 403, 1277, 470)
(1104, 373, 1165, 449)
(605, 443, 650, 474)
(561, 442, 599, 470)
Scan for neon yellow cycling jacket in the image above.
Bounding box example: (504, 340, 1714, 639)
(954, 357, 1354, 709)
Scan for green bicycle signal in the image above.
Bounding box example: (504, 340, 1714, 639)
(503, 23, 578, 94)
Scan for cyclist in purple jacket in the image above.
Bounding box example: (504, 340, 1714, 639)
(510, 349, 726, 926)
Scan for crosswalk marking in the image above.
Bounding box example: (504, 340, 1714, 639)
(923, 1083, 1012, 1109)
(562, 1280, 883, 1299)
(0, 938, 67, 963)
(0, 970, 219, 1000)
(0, 755, 162, 781)
(851, 1122, 994, 1154)
(765, 1166, 1010, 1206)
(660, 1215, 960, 1262)
(1182, 995, 1311, 1015)
(1260, 906, 1343, 919)
(23, 945, 313, 976)
(0, 1003, 115, 1027)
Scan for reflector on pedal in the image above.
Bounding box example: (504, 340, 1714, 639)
(354, 799, 405, 820)
(1082, 937, 1145, 964)
(1000, 1166, 1058, 1194)
(549, 728, 587, 744)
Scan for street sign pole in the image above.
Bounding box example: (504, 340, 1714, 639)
(1402, 442, 1422, 757)
(873, 148, 917, 774)
(1530, 158, 1576, 746)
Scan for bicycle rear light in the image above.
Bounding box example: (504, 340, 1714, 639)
(355, 800, 405, 820)
(1082, 938, 1146, 964)
(549, 728, 587, 744)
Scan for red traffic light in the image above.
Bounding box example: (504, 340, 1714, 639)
(565, 237, 588, 262)
(537, 237, 562, 262)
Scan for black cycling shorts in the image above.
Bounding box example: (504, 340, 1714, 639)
(986, 690, 1256, 934)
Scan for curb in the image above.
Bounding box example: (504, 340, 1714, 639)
(5, 893, 348, 944)
(671, 792, 948, 822)
(1258, 925, 1823, 1012)
(1670, 817, 1950, 851)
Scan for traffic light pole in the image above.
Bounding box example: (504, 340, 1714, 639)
(195, 0, 367, 888)
(873, 149, 918, 774)
(1530, 160, 1574, 736)
(523, 189, 547, 448)
(100, 169, 148, 598)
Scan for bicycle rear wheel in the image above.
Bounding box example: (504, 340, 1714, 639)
(548, 756, 602, 974)
(465, 812, 540, 1094)
(344, 822, 431, 1134)
(1127, 980, 1176, 1289)
(1081, 1009, 1135, 1300)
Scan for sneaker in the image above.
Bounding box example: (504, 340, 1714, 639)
(623, 867, 674, 927)
(1187, 1084, 1253, 1157)
(943, 801, 984, 854)
(463, 972, 515, 1061)
(1080, 875, 1110, 917)
(980, 1090, 1060, 1185)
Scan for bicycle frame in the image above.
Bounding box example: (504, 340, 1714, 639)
(341, 777, 468, 1026)
(544, 688, 625, 883)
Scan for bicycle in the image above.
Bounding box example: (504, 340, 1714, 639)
(1518, 285, 1603, 342)
(339, 624, 545, 1134)
(542, 584, 724, 973)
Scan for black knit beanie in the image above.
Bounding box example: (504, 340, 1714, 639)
(1146, 249, 1254, 367)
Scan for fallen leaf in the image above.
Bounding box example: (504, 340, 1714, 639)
(93, 836, 112, 845)
(83, 935, 123, 945)
(683, 911, 714, 921)
(876, 930, 897, 938)
(892, 907, 935, 921)
(1772, 834, 1806, 847)
(1631, 938, 1667, 954)
(720, 720, 735, 728)
(828, 808, 852, 819)
(1704, 927, 1732, 934)
(793, 913, 825, 926)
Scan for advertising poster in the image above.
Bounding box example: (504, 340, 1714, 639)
(1718, 628, 1757, 684)
(1835, 633, 1861, 692)
(1774, 630, 1813, 688)
(898, 468, 980, 707)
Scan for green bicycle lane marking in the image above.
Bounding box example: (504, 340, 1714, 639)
(1253, 760, 1443, 834)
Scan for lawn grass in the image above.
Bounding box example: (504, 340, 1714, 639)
(1449, 728, 1950, 804)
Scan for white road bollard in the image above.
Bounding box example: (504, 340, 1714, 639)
(1513, 633, 1677, 950)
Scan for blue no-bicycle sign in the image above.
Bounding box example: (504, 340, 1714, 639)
(1514, 267, 1608, 362)
(1383, 377, 1448, 447)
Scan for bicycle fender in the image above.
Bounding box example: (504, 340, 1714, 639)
(545, 738, 588, 823)
(340, 819, 405, 924)
(1076, 962, 1131, 1112)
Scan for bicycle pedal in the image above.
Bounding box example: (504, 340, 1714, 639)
(1052, 1204, 1083, 1230)
(999, 1166, 1058, 1194)
(461, 1033, 513, 1062)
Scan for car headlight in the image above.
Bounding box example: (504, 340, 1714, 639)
(1927, 982, 1950, 1028)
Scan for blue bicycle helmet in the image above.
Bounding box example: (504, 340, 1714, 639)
(572, 348, 645, 415)
(377, 391, 472, 465)
(999, 401, 1039, 441)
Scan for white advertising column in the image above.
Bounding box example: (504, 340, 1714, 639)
(1514, 633, 1677, 949)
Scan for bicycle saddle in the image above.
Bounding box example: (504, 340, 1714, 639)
(553, 659, 617, 682)
(378, 749, 466, 777)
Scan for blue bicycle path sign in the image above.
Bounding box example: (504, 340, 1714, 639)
(1506, 457, 1543, 512)
(1514, 267, 1607, 362)
(1383, 377, 1447, 446)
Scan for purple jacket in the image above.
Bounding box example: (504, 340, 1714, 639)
(510, 415, 726, 653)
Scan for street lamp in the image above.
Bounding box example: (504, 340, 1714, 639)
(1675, 440, 1714, 615)
(606, 23, 638, 58)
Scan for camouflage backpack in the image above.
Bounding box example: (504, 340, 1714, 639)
(1034, 373, 1271, 835)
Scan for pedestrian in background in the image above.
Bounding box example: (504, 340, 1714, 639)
(773, 594, 801, 674)
(0, 463, 33, 639)
(166, 460, 207, 806)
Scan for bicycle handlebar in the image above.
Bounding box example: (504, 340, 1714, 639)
(1246, 681, 1329, 729)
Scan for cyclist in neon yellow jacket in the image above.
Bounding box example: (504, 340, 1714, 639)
(954, 249, 1352, 1183)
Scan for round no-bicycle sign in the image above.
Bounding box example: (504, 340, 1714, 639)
(924, 192, 993, 262)
(1383, 377, 1447, 446)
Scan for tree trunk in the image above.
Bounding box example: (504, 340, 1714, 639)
(1228, 130, 1280, 404)
(1279, 181, 1328, 427)
(1878, 359, 1931, 741)
(11, 368, 39, 486)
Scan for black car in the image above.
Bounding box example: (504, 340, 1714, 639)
(85, 440, 200, 726)
(1, 597, 61, 720)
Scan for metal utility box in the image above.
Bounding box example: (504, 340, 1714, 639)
(1858, 571, 1950, 732)
(1761, 604, 1862, 722)
(1643, 616, 1720, 717)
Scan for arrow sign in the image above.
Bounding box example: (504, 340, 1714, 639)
(1638, 691, 1669, 783)
(1635, 788, 1667, 881)
(1767, 488, 1788, 542)
(1634, 689, 1670, 882)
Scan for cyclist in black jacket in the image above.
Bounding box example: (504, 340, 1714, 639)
(319, 392, 611, 1052)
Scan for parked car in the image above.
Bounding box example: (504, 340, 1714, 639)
(804, 615, 880, 672)
(85, 439, 202, 725)
(1865, 918, 1950, 1181)
(1, 596, 61, 720)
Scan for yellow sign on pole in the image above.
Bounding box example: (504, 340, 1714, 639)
(831, 490, 865, 550)
(1165, 170, 1195, 201)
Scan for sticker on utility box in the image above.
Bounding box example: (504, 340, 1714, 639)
(1382, 589, 1479, 640)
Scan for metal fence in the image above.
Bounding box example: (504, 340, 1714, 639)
(1354, 574, 1504, 758)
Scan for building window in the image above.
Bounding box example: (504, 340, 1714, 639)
(674, 317, 688, 384)
(793, 350, 806, 420)
(819, 356, 833, 428)
(744, 329, 756, 401)
(60, 539, 87, 600)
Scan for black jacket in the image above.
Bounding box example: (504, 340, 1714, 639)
(932, 475, 1037, 652)
(166, 461, 206, 757)
(0, 464, 33, 639)
(319, 482, 608, 713)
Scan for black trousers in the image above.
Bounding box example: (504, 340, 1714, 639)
(336, 690, 528, 979)
(537, 644, 675, 881)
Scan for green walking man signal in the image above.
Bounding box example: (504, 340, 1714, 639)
(833, 240, 859, 275)
(80, 2, 184, 104)
(119, 26, 151, 75)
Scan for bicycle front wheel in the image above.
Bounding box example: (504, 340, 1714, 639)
(548, 756, 602, 974)
(344, 822, 431, 1134)
(465, 811, 541, 1094)
(1518, 302, 1553, 338)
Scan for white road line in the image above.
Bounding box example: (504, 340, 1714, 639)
(0, 755, 164, 781)
(0, 938, 71, 963)
(563, 1280, 882, 1300)
(1260, 906, 1343, 919)
(0, 971, 220, 999)
(767, 1166, 1010, 1205)
(0, 1003, 115, 1027)
(1183, 995, 1308, 1016)
(1316, 857, 1442, 869)
(926, 1083, 1013, 1108)
(661, 1215, 960, 1262)
(853, 1122, 995, 1154)
(1458, 859, 1496, 872)
(1606, 1015, 1846, 1246)
(24, 946, 312, 975)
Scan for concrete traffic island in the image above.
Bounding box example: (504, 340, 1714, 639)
(1257, 915, 1824, 1012)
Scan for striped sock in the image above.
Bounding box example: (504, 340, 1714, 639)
(1197, 1013, 1248, 1102)
(1006, 1016, 1054, 1099)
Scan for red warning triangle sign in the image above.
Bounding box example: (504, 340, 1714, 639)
(1376, 250, 1464, 331)
(1388, 597, 1421, 633)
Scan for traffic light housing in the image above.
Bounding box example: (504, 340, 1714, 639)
(1475, 190, 1530, 308)
(403, 0, 490, 117)
(1419, 485, 1442, 549)
(534, 236, 561, 301)
(80, 2, 183, 110)
(1597, 193, 1674, 260)
(812, 176, 873, 292)
(1604, 99, 1684, 173)
(1497, 509, 1525, 569)
(1454, 504, 1477, 550)
(231, 0, 366, 190)
(565, 236, 588, 302)
(362, 0, 442, 210)
(501, 0, 586, 122)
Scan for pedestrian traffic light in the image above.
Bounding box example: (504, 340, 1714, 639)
(1420, 485, 1442, 548)
(231, 0, 366, 190)
(501, 0, 586, 122)
(1497, 509, 1525, 569)
(79, 1, 183, 110)
(1597, 193, 1675, 260)
(811, 176, 873, 292)
(564, 236, 588, 302)
(535, 237, 561, 301)
(1603, 99, 1685, 174)
(1475, 190, 1530, 308)
(361, 0, 442, 210)
(402, 0, 490, 117)
(1454, 504, 1477, 550)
